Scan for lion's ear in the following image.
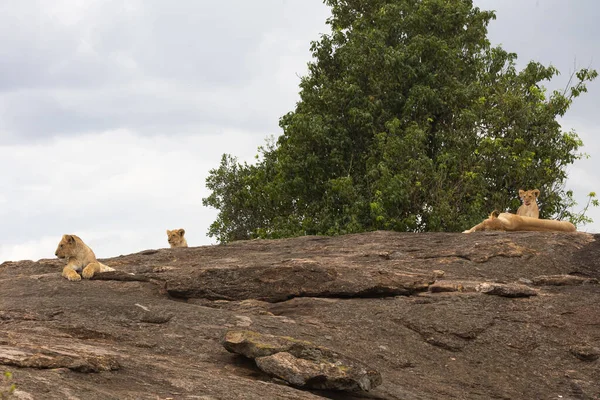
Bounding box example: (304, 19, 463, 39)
(179, 229, 185, 236)
(518, 189, 525, 197)
(489, 210, 500, 219)
(66, 235, 75, 243)
(533, 189, 540, 198)
(166, 230, 171, 235)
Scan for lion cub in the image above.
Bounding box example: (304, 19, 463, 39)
(55, 234, 115, 281)
(166, 229, 188, 248)
(517, 189, 540, 219)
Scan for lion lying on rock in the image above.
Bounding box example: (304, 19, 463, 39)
(55, 234, 115, 281)
(463, 211, 576, 233)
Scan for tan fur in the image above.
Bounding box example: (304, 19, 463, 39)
(167, 229, 188, 248)
(54, 234, 115, 281)
(517, 189, 540, 219)
(463, 212, 576, 233)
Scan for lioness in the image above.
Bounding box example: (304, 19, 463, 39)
(517, 189, 540, 218)
(463, 211, 576, 233)
(166, 228, 188, 248)
(55, 234, 115, 281)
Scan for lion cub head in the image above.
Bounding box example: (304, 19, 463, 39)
(519, 189, 540, 206)
(55, 234, 85, 259)
(167, 229, 188, 248)
(517, 189, 540, 219)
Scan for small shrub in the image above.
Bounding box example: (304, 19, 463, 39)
(0, 371, 15, 399)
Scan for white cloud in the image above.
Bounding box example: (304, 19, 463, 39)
(0, 128, 265, 261)
(560, 119, 600, 232)
(0, 235, 62, 263)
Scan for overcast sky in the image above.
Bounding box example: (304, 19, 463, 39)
(1, 0, 599, 262)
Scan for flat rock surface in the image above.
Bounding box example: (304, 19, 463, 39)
(1, 231, 599, 399)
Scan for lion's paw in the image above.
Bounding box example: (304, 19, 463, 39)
(63, 269, 82, 281)
(82, 264, 99, 279)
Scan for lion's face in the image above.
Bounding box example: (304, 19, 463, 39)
(55, 235, 77, 258)
(167, 229, 186, 246)
(519, 189, 540, 206)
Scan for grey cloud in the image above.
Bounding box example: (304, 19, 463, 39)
(0, 83, 295, 142)
(0, 0, 330, 88)
(0, 93, 112, 139)
(478, 0, 600, 98)
(0, 1, 330, 143)
(475, 1, 600, 142)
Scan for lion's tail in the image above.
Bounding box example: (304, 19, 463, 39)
(520, 216, 576, 232)
(99, 262, 115, 272)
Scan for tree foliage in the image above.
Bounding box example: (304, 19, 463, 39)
(203, 0, 597, 243)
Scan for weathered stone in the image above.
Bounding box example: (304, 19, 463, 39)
(12, 390, 34, 400)
(0, 345, 120, 372)
(256, 352, 381, 392)
(570, 345, 600, 361)
(476, 282, 538, 297)
(163, 264, 435, 302)
(429, 281, 465, 293)
(223, 330, 382, 392)
(531, 275, 599, 286)
(432, 270, 446, 278)
(222, 330, 313, 359)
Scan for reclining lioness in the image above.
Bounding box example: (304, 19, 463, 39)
(463, 211, 576, 233)
(54, 234, 115, 281)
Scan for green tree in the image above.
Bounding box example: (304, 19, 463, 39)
(203, 0, 597, 242)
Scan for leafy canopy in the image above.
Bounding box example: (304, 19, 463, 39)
(203, 0, 597, 243)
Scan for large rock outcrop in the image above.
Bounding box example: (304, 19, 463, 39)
(1, 231, 599, 399)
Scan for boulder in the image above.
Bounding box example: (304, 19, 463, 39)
(223, 330, 382, 391)
(476, 282, 538, 297)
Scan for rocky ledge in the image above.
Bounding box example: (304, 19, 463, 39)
(1, 231, 599, 399)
